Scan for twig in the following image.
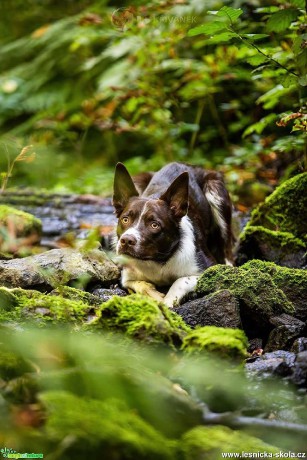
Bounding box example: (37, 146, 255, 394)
(202, 409, 307, 434)
(232, 29, 299, 78)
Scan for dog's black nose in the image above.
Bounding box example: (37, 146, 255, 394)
(120, 235, 137, 247)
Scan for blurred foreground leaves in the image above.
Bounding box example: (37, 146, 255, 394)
(1, 327, 307, 458)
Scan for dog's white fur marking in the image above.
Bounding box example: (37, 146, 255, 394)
(121, 216, 200, 285)
(225, 258, 233, 266)
(163, 276, 199, 308)
(205, 184, 228, 240)
(116, 201, 153, 253)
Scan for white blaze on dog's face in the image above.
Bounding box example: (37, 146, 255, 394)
(112, 163, 189, 262)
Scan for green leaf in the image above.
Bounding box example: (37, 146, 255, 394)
(242, 34, 269, 41)
(257, 84, 292, 109)
(280, 74, 298, 88)
(216, 6, 243, 22)
(292, 36, 304, 55)
(188, 21, 227, 37)
(205, 32, 238, 44)
(246, 55, 268, 66)
(298, 75, 307, 86)
(266, 9, 299, 33)
(296, 49, 307, 74)
(255, 7, 279, 13)
(288, 0, 305, 9)
(243, 114, 277, 137)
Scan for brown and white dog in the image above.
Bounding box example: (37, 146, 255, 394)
(112, 162, 234, 308)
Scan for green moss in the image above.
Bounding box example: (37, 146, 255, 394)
(0, 287, 34, 322)
(0, 348, 31, 380)
(41, 391, 176, 460)
(0, 205, 42, 237)
(18, 293, 91, 324)
(50, 285, 102, 306)
(0, 287, 92, 325)
(180, 426, 279, 459)
(241, 260, 307, 320)
(246, 173, 307, 241)
(0, 287, 18, 310)
(240, 226, 305, 250)
(181, 326, 247, 359)
(92, 294, 191, 348)
(196, 264, 294, 318)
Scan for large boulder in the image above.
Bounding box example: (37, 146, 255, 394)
(194, 260, 307, 341)
(237, 173, 307, 268)
(0, 248, 120, 291)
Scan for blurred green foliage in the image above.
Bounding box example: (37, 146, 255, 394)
(0, 0, 306, 201)
(1, 328, 307, 457)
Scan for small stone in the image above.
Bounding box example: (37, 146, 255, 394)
(91, 287, 127, 302)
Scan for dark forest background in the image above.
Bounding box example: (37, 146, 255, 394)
(0, 0, 306, 206)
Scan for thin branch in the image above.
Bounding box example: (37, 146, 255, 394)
(202, 409, 307, 434)
(230, 29, 299, 78)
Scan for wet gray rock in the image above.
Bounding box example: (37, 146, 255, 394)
(265, 314, 306, 352)
(291, 337, 307, 354)
(0, 248, 120, 291)
(290, 351, 307, 387)
(246, 351, 296, 379)
(174, 289, 241, 329)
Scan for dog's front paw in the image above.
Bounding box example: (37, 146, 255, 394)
(127, 280, 165, 303)
(163, 294, 177, 309)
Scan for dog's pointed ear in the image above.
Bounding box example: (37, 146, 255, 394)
(113, 163, 139, 217)
(160, 172, 189, 219)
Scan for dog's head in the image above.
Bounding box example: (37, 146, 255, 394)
(112, 163, 189, 262)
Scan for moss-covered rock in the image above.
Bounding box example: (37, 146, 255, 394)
(181, 326, 248, 359)
(50, 285, 102, 307)
(237, 173, 307, 268)
(196, 262, 299, 338)
(180, 425, 280, 459)
(0, 205, 42, 239)
(237, 226, 306, 268)
(241, 260, 307, 321)
(0, 286, 92, 325)
(92, 294, 191, 348)
(40, 391, 176, 460)
(247, 173, 307, 239)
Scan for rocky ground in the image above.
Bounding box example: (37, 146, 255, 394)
(0, 172, 306, 458)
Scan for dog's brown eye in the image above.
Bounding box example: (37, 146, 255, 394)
(151, 221, 160, 229)
(121, 216, 130, 225)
